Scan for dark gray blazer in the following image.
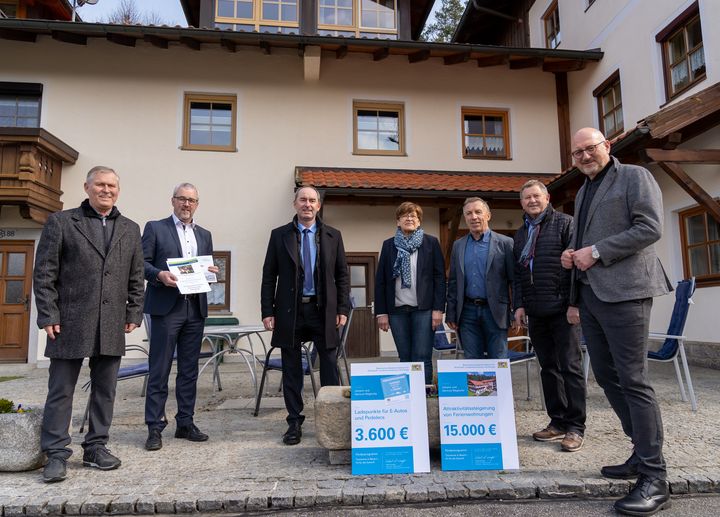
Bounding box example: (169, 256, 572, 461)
(33, 204, 145, 359)
(446, 230, 514, 329)
(570, 156, 672, 303)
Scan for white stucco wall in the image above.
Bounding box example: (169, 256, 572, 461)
(2, 35, 562, 362)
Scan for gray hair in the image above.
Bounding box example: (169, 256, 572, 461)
(86, 166, 119, 184)
(294, 185, 322, 202)
(519, 179, 548, 198)
(173, 182, 199, 198)
(462, 196, 490, 213)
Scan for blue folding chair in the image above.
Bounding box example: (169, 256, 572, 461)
(648, 278, 697, 411)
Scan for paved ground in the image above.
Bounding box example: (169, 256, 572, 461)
(1, 355, 719, 515)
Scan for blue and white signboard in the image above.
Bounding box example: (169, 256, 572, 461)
(437, 359, 519, 471)
(350, 362, 430, 475)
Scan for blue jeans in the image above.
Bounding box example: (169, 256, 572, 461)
(458, 304, 508, 359)
(389, 307, 434, 384)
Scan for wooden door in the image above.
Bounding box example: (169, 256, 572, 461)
(0, 241, 34, 363)
(345, 253, 379, 358)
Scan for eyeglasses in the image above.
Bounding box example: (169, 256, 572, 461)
(173, 196, 198, 205)
(400, 214, 419, 220)
(571, 141, 606, 159)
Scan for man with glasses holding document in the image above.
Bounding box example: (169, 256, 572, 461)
(142, 183, 219, 451)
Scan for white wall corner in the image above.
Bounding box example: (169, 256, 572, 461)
(303, 45, 322, 81)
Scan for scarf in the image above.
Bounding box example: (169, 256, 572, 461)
(519, 205, 550, 269)
(392, 226, 424, 288)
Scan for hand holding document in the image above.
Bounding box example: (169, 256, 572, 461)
(166, 257, 211, 294)
(196, 255, 218, 283)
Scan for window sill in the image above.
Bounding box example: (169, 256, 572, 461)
(462, 155, 511, 160)
(352, 151, 407, 157)
(180, 146, 238, 152)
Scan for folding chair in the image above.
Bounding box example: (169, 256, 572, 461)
(335, 305, 355, 386)
(507, 335, 545, 410)
(647, 278, 697, 411)
(252, 342, 318, 417)
(433, 326, 461, 359)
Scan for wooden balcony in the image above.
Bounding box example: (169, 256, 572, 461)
(0, 128, 78, 224)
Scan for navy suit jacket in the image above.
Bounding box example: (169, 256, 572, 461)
(142, 216, 214, 317)
(446, 230, 514, 330)
(374, 233, 446, 315)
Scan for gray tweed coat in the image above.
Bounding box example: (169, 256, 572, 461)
(33, 203, 145, 359)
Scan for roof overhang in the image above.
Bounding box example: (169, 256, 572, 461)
(453, 0, 533, 45)
(0, 18, 602, 70)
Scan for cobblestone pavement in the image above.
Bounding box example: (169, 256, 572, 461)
(1, 358, 719, 515)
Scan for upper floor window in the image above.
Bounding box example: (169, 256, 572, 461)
(542, 1, 560, 49)
(182, 93, 237, 152)
(679, 204, 720, 287)
(0, 82, 42, 128)
(594, 71, 623, 139)
(353, 101, 405, 156)
(461, 108, 510, 160)
(657, 2, 705, 100)
(215, 0, 299, 33)
(318, 0, 398, 39)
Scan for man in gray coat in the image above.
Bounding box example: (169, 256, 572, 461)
(446, 197, 514, 359)
(561, 128, 672, 516)
(33, 166, 144, 483)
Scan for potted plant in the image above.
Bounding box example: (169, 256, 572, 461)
(0, 399, 45, 471)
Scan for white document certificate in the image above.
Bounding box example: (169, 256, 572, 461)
(196, 255, 217, 283)
(166, 257, 211, 294)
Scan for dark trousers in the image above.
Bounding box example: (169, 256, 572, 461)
(41, 355, 121, 459)
(388, 306, 434, 384)
(528, 312, 586, 435)
(145, 296, 204, 431)
(578, 283, 666, 479)
(282, 301, 339, 425)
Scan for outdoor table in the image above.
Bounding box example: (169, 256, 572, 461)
(199, 325, 269, 400)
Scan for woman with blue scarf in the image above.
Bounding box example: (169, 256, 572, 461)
(375, 202, 446, 384)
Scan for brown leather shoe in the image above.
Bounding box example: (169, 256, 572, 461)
(561, 431, 584, 452)
(532, 425, 565, 442)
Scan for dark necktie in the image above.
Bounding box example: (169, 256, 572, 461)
(302, 229, 314, 294)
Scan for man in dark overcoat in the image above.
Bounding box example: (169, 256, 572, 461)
(33, 166, 144, 482)
(261, 186, 350, 445)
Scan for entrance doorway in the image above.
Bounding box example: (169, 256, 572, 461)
(0, 240, 34, 363)
(345, 253, 379, 358)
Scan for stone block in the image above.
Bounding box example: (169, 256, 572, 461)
(607, 480, 632, 496)
(0, 409, 45, 471)
(222, 494, 248, 513)
(385, 487, 405, 504)
(581, 478, 613, 497)
(464, 481, 488, 499)
(24, 500, 47, 517)
(667, 475, 689, 495)
(270, 492, 294, 510)
(403, 485, 428, 502)
(64, 497, 86, 516)
(426, 484, 447, 501)
(245, 493, 268, 511)
(486, 479, 516, 500)
(361, 487, 385, 505)
(328, 450, 351, 465)
(508, 478, 537, 499)
(196, 497, 223, 512)
(314, 386, 441, 450)
(80, 499, 109, 515)
(445, 482, 469, 499)
(341, 488, 363, 506)
(109, 496, 137, 515)
(154, 498, 176, 514)
(134, 498, 155, 515)
(174, 498, 197, 514)
(314, 489, 342, 506)
(685, 474, 712, 493)
(293, 490, 316, 508)
(42, 497, 67, 516)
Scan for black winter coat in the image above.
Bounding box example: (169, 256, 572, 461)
(512, 206, 573, 317)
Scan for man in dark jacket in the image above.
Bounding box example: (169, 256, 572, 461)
(33, 166, 144, 483)
(261, 186, 350, 445)
(512, 180, 586, 453)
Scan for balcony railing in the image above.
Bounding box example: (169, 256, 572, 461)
(0, 128, 78, 224)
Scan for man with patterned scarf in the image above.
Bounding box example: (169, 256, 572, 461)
(512, 180, 586, 453)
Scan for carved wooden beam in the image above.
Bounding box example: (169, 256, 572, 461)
(51, 30, 87, 45)
(144, 34, 169, 49)
(220, 38, 236, 52)
(643, 148, 720, 164)
(476, 55, 508, 68)
(657, 161, 720, 223)
(443, 52, 469, 66)
(0, 28, 37, 42)
(373, 47, 389, 61)
(336, 45, 347, 59)
(408, 49, 430, 64)
(509, 57, 543, 69)
(259, 40, 271, 55)
(179, 36, 201, 51)
(106, 33, 136, 47)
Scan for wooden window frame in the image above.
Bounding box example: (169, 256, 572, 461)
(182, 93, 237, 152)
(208, 250, 232, 312)
(542, 0, 561, 49)
(0, 0, 19, 17)
(317, 0, 398, 38)
(0, 82, 42, 128)
(593, 70, 623, 139)
(460, 107, 511, 160)
(352, 100, 405, 156)
(215, 0, 299, 31)
(678, 203, 720, 288)
(656, 2, 705, 101)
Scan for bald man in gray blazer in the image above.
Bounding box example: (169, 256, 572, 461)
(562, 128, 672, 516)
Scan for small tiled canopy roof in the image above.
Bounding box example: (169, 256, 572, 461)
(296, 167, 559, 196)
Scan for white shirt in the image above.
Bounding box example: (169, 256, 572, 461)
(394, 250, 419, 307)
(172, 213, 197, 258)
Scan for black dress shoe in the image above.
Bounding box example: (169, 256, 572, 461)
(282, 422, 302, 445)
(601, 459, 640, 479)
(614, 475, 670, 516)
(43, 456, 66, 483)
(145, 429, 162, 451)
(175, 423, 209, 442)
